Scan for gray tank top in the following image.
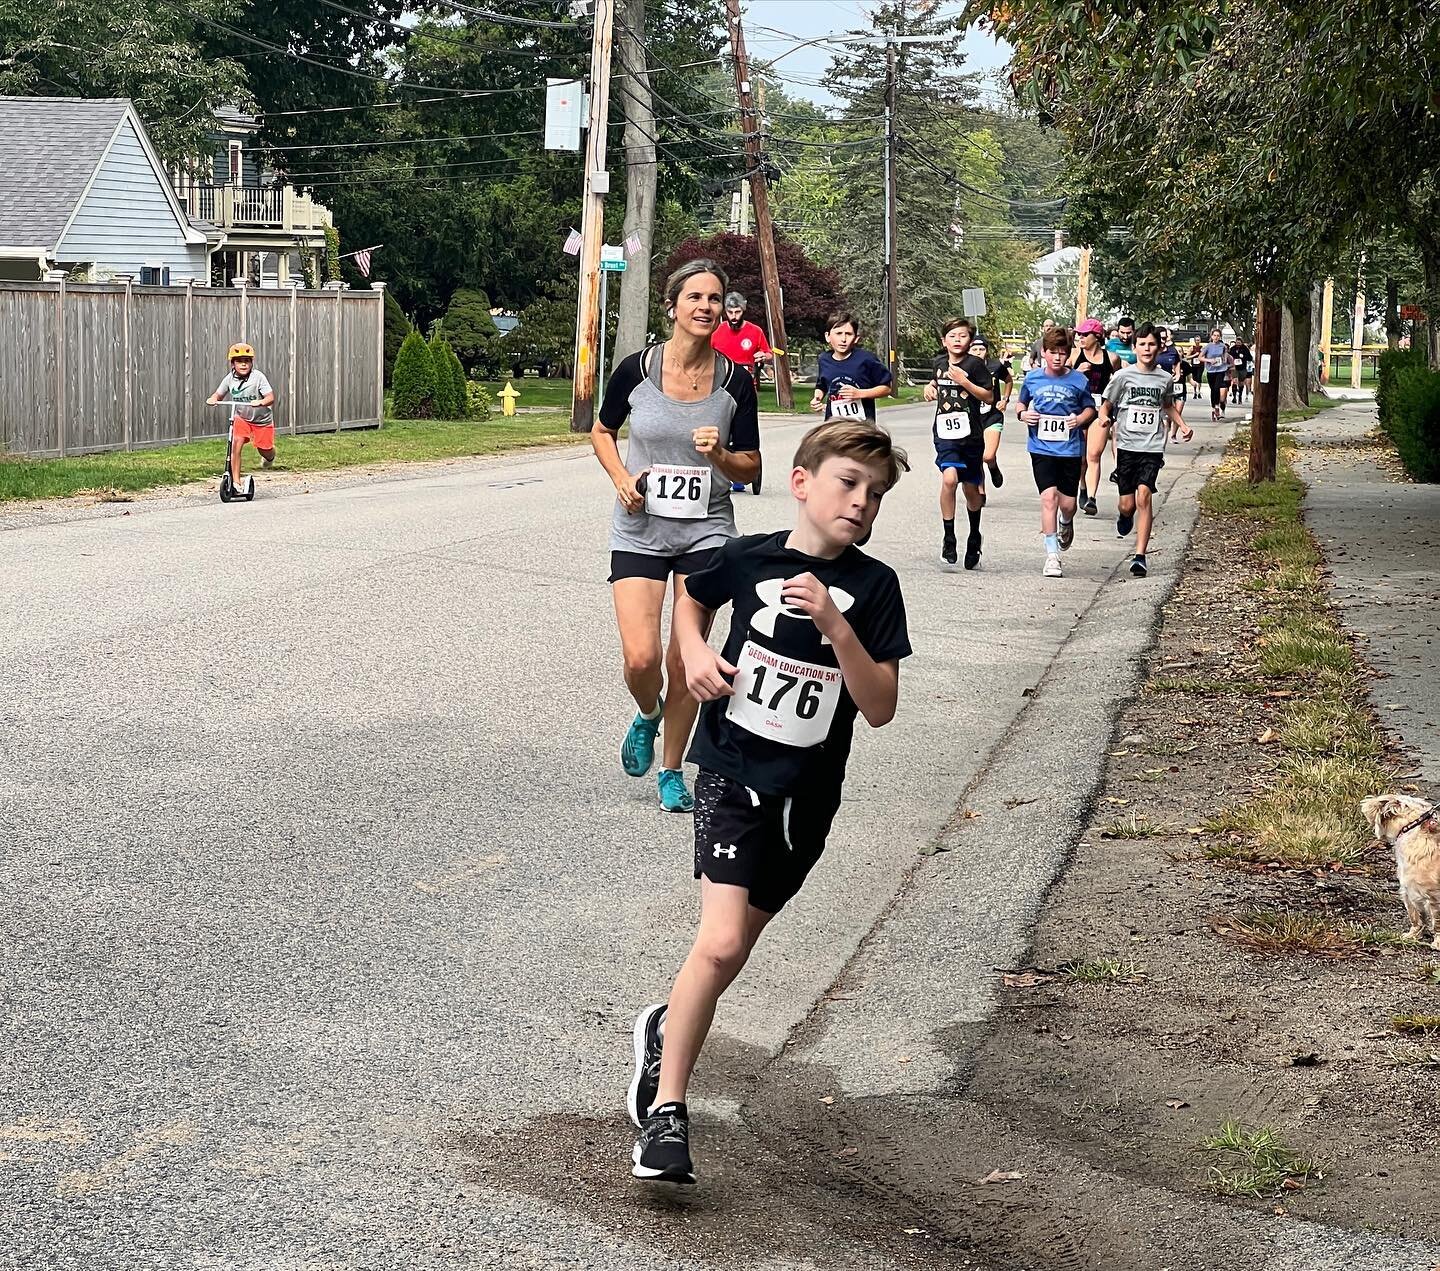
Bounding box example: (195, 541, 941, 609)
(606, 346, 753, 556)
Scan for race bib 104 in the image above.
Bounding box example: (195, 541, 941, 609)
(1036, 414, 1072, 442)
(725, 640, 843, 749)
(644, 464, 711, 519)
(829, 397, 865, 420)
(935, 410, 973, 440)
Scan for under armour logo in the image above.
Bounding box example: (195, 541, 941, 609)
(711, 843, 738, 859)
(751, 578, 855, 646)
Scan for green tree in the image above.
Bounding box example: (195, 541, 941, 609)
(391, 330, 436, 419)
(447, 344, 470, 420)
(428, 334, 462, 419)
(383, 290, 411, 388)
(443, 289, 501, 376)
(511, 281, 578, 377)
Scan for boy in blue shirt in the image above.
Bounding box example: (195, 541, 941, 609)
(1018, 326, 1096, 579)
(810, 311, 892, 422)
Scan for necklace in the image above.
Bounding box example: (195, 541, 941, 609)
(667, 340, 708, 392)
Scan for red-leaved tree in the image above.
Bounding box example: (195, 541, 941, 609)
(662, 232, 849, 339)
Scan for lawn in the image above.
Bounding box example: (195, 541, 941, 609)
(0, 414, 576, 503)
(482, 375, 929, 417)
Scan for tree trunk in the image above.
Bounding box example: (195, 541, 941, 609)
(1278, 302, 1305, 411)
(1307, 281, 1324, 398)
(612, 0, 656, 367)
(1250, 292, 1281, 483)
(1290, 292, 1312, 406)
(1423, 246, 1440, 370)
(1386, 276, 1400, 350)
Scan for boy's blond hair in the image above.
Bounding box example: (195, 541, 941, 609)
(793, 420, 910, 493)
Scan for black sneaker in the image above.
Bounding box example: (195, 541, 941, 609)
(941, 533, 958, 567)
(1130, 555, 1148, 578)
(1083, 495, 1098, 516)
(1057, 516, 1075, 551)
(632, 1101, 695, 1184)
(987, 461, 1004, 488)
(1117, 512, 1134, 538)
(964, 531, 981, 570)
(627, 1004, 665, 1128)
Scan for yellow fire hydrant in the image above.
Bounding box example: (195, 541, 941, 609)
(500, 381, 520, 418)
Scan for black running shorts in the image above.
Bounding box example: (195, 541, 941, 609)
(934, 442, 986, 485)
(1115, 448, 1165, 495)
(1030, 453, 1083, 496)
(609, 547, 719, 584)
(692, 768, 841, 914)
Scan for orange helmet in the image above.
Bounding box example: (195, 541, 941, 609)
(228, 342, 256, 361)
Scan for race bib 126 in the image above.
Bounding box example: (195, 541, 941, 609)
(1036, 414, 1071, 442)
(725, 640, 842, 749)
(644, 463, 711, 519)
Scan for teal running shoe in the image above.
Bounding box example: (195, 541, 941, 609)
(657, 768, 694, 813)
(621, 702, 662, 777)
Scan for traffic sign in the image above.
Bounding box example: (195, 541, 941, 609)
(962, 287, 987, 318)
(600, 245, 627, 273)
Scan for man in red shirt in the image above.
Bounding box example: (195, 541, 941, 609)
(710, 292, 772, 380)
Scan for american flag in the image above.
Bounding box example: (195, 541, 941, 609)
(624, 231, 642, 256)
(563, 227, 583, 256)
(354, 247, 372, 277)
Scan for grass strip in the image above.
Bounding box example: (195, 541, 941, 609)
(0, 415, 576, 503)
(1216, 908, 1405, 955)
(1200, 1121, 1319, 1197)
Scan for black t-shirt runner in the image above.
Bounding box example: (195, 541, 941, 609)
(684, 531, 912, 797)
(930, 353, 993, 449)
(978, 357, 1011, 424)
(1073, 347, 1114, 397)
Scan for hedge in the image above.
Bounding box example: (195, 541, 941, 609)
(429, 334, 463, 419)
(446, 345, 469, 419)
(392, 330, 437, 419)
(1381, 359, 1440, 482)
(383, 291, 411, 389)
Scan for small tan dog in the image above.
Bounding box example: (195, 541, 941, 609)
(1361, 794, 1440, 949)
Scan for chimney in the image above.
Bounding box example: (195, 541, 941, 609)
(1054, 229, 1065, 254)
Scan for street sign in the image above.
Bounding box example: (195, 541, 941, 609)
(962, 287, 987, 318)
(600, 245, 627, 273)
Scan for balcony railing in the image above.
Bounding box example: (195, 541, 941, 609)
(186, 183, 332, 233)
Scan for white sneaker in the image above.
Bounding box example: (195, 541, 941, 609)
(1043, 553, 1063, 578)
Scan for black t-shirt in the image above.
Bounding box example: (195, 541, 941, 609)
(684, 532, 912, 797)
(1073, 347, 1114, 396)
(979, 357, 1011, 419)
(817, 349, 892, 421)
(930, 353, 993, 448)
(1230, 343, 1252, 373)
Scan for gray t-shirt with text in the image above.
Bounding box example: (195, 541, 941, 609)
(1104, 364, 1177, 452)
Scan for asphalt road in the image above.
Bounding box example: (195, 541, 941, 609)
(3, 402, 1229, 1269)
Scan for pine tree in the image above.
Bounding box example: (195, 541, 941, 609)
(428, 333, 460, 418)
(392, 331, 437, 419)
(383, 291, 411, 388)
(447, 345, 470, 420)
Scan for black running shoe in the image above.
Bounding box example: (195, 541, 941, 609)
(1117, 512, 1134, 538)
(941, 533, 958, 567)
(632, 1101, 695, 1184)
(964, 531, 981, 570)
(1057, 516, 1075, 551)
(1130, 554, 1148, 578)
(1083, 495, 1098, 516)
(987, 461, 1004, 488)
(627, 1004, 665, 1128)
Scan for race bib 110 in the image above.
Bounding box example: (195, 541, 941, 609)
(1036, 414, 1071, 442)
(644, 463, 711, 519)
(829, 397, 865, 420)
(725, 640, 842, 749)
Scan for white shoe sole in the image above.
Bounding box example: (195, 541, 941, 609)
(630, 1139, 696, 1184)
(627, 1004, 664, 1128)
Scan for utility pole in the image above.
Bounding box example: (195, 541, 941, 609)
(725, 0, 794, 410)
(1350, 252, 1367, 390)
(1319, 276, 1334, 384)
(1074, 245, 1092, 325)
(570, 0, 616, 433)
(883, 36, 899, 382)
(612, 0, 655, 367)
(1250, 292, 1280, 483)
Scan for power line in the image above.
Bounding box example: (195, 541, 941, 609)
(427, 0, 584, 32)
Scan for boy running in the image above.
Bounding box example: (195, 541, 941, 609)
(1098, 322, 1194, 578)
(810, 312, 891, 422)
(922, 318, 994, 570)
(970, 334, 1011, 490)
(206, 342, 277, 487)
(626, 421, 911, 1185)
(1018, 326, 1096, 579)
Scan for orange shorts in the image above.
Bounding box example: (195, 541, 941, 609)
(233, 419, 276, 450)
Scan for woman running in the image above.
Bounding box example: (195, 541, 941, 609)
(592, 259, 761, 813)
(1203, 327, 1231, 420)
(1185, 336, 1205, 400)
(1071, 317, 1121, 516)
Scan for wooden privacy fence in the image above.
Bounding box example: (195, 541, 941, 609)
(0, 279, 385, 458)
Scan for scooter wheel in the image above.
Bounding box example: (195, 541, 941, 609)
(219, 473, 233, 503)
(243, 476, 256, 502)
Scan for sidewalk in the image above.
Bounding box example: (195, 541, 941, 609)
(1295, 398, 1440, 790)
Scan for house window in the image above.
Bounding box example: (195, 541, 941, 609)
(1040, 276, 1057, 300)
(228, 141, 243, 185)
(140, 265, 171, 286)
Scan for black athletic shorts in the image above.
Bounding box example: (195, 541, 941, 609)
(1030, 453, 1084, 496)
(934, 442, 985, 485)
(609, 547, 719, 584)
(1114, 448, 1165, 495)
(692, 768, 842, 915)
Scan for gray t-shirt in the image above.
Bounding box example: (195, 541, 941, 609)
(216, 370, 274, 424)
(1104, 364, 1177, 452)
(598, 347, 760, 556)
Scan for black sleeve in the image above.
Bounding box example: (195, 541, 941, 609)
(996, 361, 1013, 387)
(724, 362, 760, 452)
(857, 565, 911, 663)
(968, 357, 993, 393)
(870, 351, 894, 387)
(598, 352, 645, 432)
(682, 538, 739, 612)
(930, 354, 946, 381)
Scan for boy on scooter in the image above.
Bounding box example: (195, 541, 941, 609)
(206, 342, 277, 488)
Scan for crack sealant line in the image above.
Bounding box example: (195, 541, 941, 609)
(766, 427, 1228, 1084)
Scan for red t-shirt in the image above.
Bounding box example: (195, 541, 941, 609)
(711, 320, 771, 369)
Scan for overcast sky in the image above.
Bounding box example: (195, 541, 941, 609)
(740, 0, 1013, 107)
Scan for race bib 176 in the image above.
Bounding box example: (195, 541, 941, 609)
(725, 640, 843, 749)
(644, 464, 711, 519)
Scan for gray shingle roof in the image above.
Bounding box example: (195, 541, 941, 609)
(0, 97, 129, 251)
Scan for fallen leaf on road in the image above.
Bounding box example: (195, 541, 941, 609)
(1165, 1099, 1189, 1110)
(819, 1096, 834, 1105)
(979, 1170, 1023, 1184)
(962, 807, 981, 819)
(1290, 1051, 1325, 1067)
(903, 1227, 926, 1235)
(1257, 728, 1279, 744)
(899, 1056, 912, 1064)
(1281, 1177, 1305, 1191)
(1104, 796, 1132, 806)
(835, 1146, 858, 1159)
(1001, 971, 1052, 988)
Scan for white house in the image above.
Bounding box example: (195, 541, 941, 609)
(0, 97, 212, 283)
(1029, 231, 1082, 304)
